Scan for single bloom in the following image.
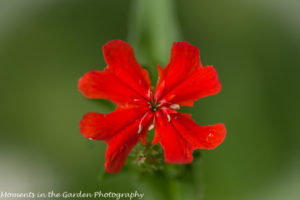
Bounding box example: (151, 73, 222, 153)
(78, 40, 226, 173)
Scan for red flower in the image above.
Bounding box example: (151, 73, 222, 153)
(78, 40, 226, 173)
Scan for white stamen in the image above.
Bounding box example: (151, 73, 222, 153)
(138, 112, 149, 134)
(88, 138, 93, 140)
(147, 89, 151, 98)
(170, 104, 180, 110)
(133, 99, 142, 101)
(148, 124, 154, 131)
(138, 124, 143, 134)
(158, 99, 167, 107)
(167, 114, 171, 122)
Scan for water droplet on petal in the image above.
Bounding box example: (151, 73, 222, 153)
(206, 133, 214, 141)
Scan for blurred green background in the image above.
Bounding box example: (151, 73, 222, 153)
(0, 0, 299, 199)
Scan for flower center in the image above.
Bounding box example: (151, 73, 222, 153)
(150, 101, 159, 112)
(149, 99, 180, 113)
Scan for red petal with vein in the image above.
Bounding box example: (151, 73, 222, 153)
(154, 111, 193, 163)
(104, 111, 154, 173)
(155, 42, 201, 101)
(78, 70, 148, 106)
(79, 106, 150, 140)
(163, 66, 221, 106)
(171, 113, 226, 150)
(103, 40, 152, 100)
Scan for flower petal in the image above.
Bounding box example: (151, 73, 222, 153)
(78, 70, 148, 106)
(104, 111, 154, 173)
(162, 66, 221, 106)
(171, 113, 226, 150)
(103, 40, 152, 100)
(79, 106, 154, 173)
(154, 42, 201, 101)
(153, 112, 226, 163)
(79, 106, 150, 140)
(153, 111, 193, 163)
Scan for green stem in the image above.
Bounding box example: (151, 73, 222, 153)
(128, 0, 181, 83)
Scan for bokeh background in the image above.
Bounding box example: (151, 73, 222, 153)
(0, 0, 299, 199)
